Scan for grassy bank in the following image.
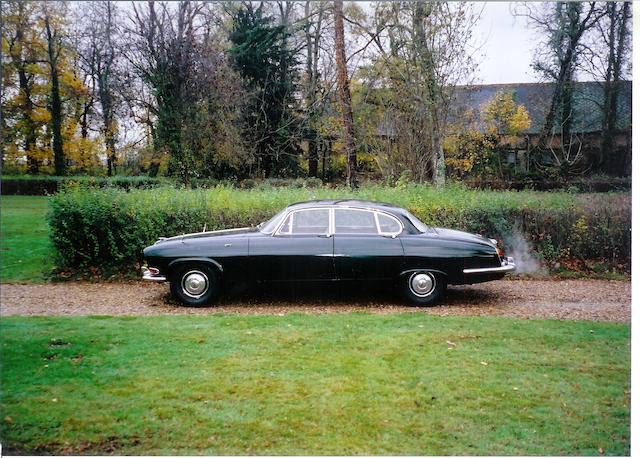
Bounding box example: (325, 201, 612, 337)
(1, 314, 630, 455)
(1, 196, 53, 282)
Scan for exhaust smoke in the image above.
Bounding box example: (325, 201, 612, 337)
(500, 228, 548, 276)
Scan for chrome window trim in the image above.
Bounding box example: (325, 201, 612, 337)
(374, 211, 403, 237)
(277, 212, 294, 235)
(329, 206, 336, 234)
(274, 207, 332, 236)
(334, 207, 379, 235)
(272, 205, 404, 238)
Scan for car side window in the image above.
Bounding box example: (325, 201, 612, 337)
(277, 209, 330, 235)
(376, 212, 402, 235)
(335, 209, 378, 234)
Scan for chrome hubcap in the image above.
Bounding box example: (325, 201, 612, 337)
(182, 271, 209, 298)
(410, 272, 435, 297)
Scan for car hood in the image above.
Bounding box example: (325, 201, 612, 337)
(154, 227, 257, 244)
(430, 227, 495, 247)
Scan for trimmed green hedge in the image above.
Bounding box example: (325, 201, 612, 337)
(4, 174, 629, 195)
(464, 176, 631, 192)
(47, 184, 630, 274)
(1, 175, 326, 195)
(1, 176, 165, 195)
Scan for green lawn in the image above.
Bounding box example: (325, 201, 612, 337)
(1, 314, 630, 455)
(1, 196, 53, 282)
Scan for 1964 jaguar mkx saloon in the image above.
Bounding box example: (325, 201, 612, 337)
(142, 200, 515, 306)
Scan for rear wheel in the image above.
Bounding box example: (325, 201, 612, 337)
(170, 263, 220, 306)
(401, 271, 445, 305)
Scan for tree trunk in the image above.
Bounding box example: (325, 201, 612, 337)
(308, 139, 318, 177)
(98, 1, 117, 177)
(599, 2, 617, 172)
(430, 116, 445, 186)
(413, 3, 445, 187)
(18, 67, 39, 174)
(105, 131, 116, 176)
(599, 2, 629, 174)
(560, 76, 573, 152)
(45, 15, 65, 176)
(333, 0, 357, 190)
(50, 61, 65, 176)
(322, 140, 328, 183)
(304, 1, 318, 177)
(12, 4, 39, 174)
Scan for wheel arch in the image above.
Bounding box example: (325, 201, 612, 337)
(398, 268, 448, 281)
(168, 258, 224, 276)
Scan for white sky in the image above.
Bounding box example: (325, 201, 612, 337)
(352, 1, 543, 85)
(112, 1, 569, 85)
(473, 2, 539, 84)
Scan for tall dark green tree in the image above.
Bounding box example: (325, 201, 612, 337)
(126, 1, 203, 184)
(229, 4, 301, 177)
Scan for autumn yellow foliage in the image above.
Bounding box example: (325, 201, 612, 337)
(1, 1, 99, 174)
(482, 90, 531, 142)
(445, 91, 532, 179)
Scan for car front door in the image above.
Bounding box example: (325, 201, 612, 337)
(332, 208, 405, 280)
(249, 208, 335, 282)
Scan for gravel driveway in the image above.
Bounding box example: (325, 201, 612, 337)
(0, 278, 630, 322)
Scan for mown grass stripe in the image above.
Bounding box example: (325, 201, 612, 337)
(1, 314, 630, 455)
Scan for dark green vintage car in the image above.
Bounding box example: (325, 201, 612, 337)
(142, 199, 515, 306)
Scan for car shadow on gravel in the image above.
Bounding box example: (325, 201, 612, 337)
(156, 280, 504, 310)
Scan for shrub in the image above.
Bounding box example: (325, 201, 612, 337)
(47, 184, 631, 275)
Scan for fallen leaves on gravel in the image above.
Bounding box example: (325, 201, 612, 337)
(0, 279, 631, 322)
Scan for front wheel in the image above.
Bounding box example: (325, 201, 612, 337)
(170, 263, 220, 306)
(401, 271, 446, 306)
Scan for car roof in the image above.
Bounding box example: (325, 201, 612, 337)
(285, 199, 406, 215)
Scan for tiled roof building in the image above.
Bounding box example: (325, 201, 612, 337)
(448, 81, 631, 175)
(450, 81, 631, 134)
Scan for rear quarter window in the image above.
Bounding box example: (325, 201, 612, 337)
(376, 212, 402, 234)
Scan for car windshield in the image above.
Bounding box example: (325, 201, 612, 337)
(259, 208, 289, 233)
(405, 211, 430, 233)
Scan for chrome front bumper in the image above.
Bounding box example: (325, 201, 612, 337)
(141, 266, 167, 282)
(463, 257, 516, 275)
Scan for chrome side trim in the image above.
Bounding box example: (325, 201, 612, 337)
(463, 257, 516, 275)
